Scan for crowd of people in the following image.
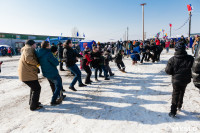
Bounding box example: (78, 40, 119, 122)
(18, 38, 167, 111)
(0, 47, 14, 57)
(15, 34, 200, 119)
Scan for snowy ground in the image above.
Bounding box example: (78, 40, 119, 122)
(0, 49, 200, 133)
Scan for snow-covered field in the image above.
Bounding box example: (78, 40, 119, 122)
(0, 49, 200, 133)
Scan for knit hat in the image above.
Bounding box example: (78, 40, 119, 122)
(25, 40, 35, 46)
(175, 42, 186, 51)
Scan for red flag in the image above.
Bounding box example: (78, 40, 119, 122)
(169, 24, 172, 27)
(187, 4, 192, 12)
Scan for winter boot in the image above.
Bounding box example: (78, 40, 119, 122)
(50, 101, 62, 106)
(95, 78, 99, 82)
(79, 84, 87, 87)
(69, 86, 77, 91)
(169, 112, 176, 118)
(85, 81, 92, 85)
(99, 75, 104, 77)
(110, 73, 114, 76)
(30, 105, 43, 111)
(105, 77, 110, 80)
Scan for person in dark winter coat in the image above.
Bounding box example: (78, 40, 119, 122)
(192, 39, 200, 89)
(156, 45, 163, 62)
(90, 46, 108, 81)
(57, 42, 65, 71)
(165, 42, 194, 118)
(0, 61, 3, 73)
(82, 49, 93, 84)
(140, 45, 146, 64)
(178, 35, 187, 45)
(149, 42, 157, 63)
(36, 41, 66, 106)
(115, 50, 125, 72)
(63, 40, 86, 91)
(144, 42, 151, 62)
(99, 52, 110, 80)
(104, 50, 114, 76)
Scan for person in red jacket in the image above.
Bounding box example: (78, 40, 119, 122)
(82, 49, 93, 84)
(155, 38, 160, 46)
(165, 39, 170, 53)
(7, 48, 12, 57)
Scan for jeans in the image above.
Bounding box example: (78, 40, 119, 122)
(166, 47, 169, 53)
(105, 65, 112, 75)
(95, 65, 108, 79)
(23, 80, 41, 110)
(48, 75, 63, 103)
(68, 64, 83, 87)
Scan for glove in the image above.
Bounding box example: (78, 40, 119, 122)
(37, 68, 40, 74)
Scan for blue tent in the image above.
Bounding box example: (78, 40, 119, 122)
(0, 45, 9, 50)
(79, 40, 96, 51)
(50, 37, 70, 45)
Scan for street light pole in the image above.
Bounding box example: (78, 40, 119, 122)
(127, 27, 129, 41)
(188, 11, 192, 43)
(169, 23, 172, 38)
(141, 3, 146, 42)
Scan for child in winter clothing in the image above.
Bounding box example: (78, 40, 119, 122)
(165, 42, 194, 118)
(165, 40, 170, 53)
(82, 49, 93, 84)
(104, 50, 114, 76)
(0, 61, 3, 73)
(115, 50, 126, 72)
(51, 46, 66, 92)
(90, 46, 109, 81)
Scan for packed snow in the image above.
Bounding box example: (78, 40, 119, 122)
(0, 49, 200, 133)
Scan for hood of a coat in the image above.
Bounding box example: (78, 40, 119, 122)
(174, 50, 188, 59)
(36, 48, 51, 58)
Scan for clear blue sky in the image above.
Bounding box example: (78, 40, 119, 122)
(0, 0, 199, 42)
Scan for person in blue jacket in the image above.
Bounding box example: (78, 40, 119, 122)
(36, 41, 66, 106)
(130, 45, 141, 65)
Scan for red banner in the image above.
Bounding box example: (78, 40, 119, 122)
(187, 4, 192, 12)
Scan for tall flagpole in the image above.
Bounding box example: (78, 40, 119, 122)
(141, 3, 146, 42)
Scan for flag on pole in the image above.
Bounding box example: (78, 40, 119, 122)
(83, 33, 85, 38)
(46, 37, 50, 42)
(77, 32, 79, 37)
(187, 4, 192, 12)
(58, 33, 62, 40)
